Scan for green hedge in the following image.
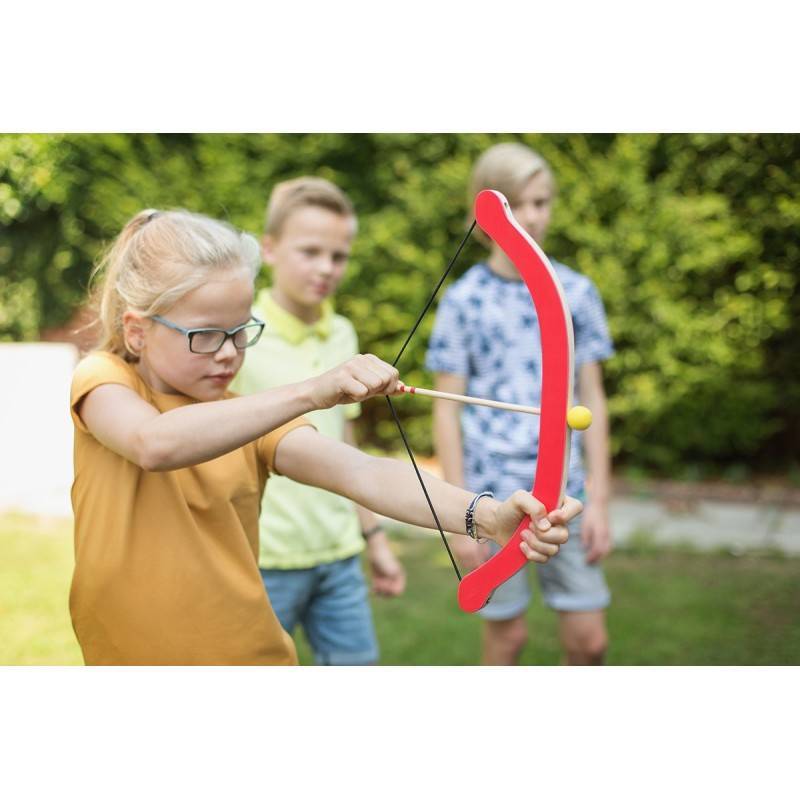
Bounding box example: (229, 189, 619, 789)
(1, 133, 797, 475)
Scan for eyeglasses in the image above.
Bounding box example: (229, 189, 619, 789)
(151, 314, 266, 354)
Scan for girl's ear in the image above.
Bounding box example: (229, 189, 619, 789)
(122, 310, 149, 356)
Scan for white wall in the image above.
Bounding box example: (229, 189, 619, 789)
(0, 343, 78, 516)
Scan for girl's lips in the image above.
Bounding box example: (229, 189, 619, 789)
(207, 373, 233, 382)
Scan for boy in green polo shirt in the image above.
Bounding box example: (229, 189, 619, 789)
(232, 176, 406, 665)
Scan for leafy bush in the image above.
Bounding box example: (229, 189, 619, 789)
(1, 133, 797, 474)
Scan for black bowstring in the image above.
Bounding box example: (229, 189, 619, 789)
(386, 220, 477, 582)
(392, 221, 476, 369)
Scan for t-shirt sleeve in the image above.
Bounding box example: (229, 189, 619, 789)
(70, 352, 143, 433)
(573, 279, 615, 367)
(424, 287, 471, 376)
(257, 417, 316, 476)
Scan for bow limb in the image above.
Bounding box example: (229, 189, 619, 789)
(457, 190, 574, 613)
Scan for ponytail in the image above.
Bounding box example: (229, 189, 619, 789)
(88, 209, 260, 361)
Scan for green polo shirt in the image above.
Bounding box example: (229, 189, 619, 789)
(231, 290, 363, 569)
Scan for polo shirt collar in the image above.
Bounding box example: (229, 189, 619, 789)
(256, 289, 333, 344)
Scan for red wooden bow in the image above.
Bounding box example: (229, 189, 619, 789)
(457, 190, 574, 612)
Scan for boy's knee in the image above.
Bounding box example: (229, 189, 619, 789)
(582, 630, 608, 661)
(487, 616, 529, 654)
(566, 627, 607, 665)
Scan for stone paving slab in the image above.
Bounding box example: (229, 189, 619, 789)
(379, 496, 800, 556)
(610, 497, 800, 555)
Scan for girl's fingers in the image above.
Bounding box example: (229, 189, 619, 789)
(362, 353, 397, 377)
(521, 529, 560, 556)
(349, 362, 383, 391)
(351, 355, 399, 395)
(519, 540, 549, 563)
(364, 353, 398, 378)
(547, 495, 583, 526)
(532, 524, 569, 545)
(340, 377, 370, 400)
(511, 490, 548, 530)
(345, 368, 385, 397)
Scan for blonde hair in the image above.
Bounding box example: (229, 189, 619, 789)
(470, 142, 554, 203)
(90, 209, 261, 361)
(469, 142, 554, 242)
(264, 176, 355, 237)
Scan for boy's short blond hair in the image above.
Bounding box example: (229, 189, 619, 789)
(265, 176, 356, 237)
(469, 142, 554, 206)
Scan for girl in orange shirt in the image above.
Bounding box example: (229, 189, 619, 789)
(69, 208, 580, 665)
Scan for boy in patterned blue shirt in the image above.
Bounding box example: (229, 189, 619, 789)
(426, 142, 614, 665)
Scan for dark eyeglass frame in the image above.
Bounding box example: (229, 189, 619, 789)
(151, 314, 266, 354)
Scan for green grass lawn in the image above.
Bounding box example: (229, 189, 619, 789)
(0, 514, 83, 665)
(2, 513, 798, 666)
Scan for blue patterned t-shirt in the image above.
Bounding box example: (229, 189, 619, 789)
(425, 261, 614, 498)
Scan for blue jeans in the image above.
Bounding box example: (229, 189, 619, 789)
(260, 555, 379, 665)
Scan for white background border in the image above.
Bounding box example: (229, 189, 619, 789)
(3, 2, 797, 796)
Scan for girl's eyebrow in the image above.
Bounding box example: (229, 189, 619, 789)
(186, 317, 252, 330)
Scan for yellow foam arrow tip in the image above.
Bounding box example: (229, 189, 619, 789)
(567, 405, 593, 431)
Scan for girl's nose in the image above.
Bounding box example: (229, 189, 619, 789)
(216, 336, 239, 360)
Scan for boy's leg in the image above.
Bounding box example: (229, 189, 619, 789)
(557, 610, 608, 666)
(483, 615, 529, 665)
(469, 471, 534, 665)
(260, 567, 315, 635)
(303, 555, 379, 666)
(537, 513, 611, 665)
(477, 545, 532, 665)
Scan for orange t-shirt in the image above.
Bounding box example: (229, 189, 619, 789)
(70, 351, 311, 665)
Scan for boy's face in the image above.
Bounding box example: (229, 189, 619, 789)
(263, 205, 355, 314)
(510, 171, 553, 246)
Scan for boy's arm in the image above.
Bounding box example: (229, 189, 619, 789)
(273, 425, 578, 558)
(343, 421, 406, 597)
(432, 372, 467, 488)
(577, 361, 612, 563)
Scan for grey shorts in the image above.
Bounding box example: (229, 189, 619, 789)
(478, 516, 611, 621)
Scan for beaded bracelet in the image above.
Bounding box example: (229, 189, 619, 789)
(465, 491, 494, 541)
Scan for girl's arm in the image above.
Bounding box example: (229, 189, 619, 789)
(342, 421, 385, 535)
(432, 371, 489, 571)
(273, 426, 579, 558)
(78, 354, 399, 471)
(343, 421, 406, 597)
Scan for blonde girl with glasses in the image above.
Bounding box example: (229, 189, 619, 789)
(70, 208, 580, 665)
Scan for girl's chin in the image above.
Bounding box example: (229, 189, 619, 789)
(188, 383, 229, 402)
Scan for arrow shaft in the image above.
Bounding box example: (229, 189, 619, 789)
(399, 384, 541, 416)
